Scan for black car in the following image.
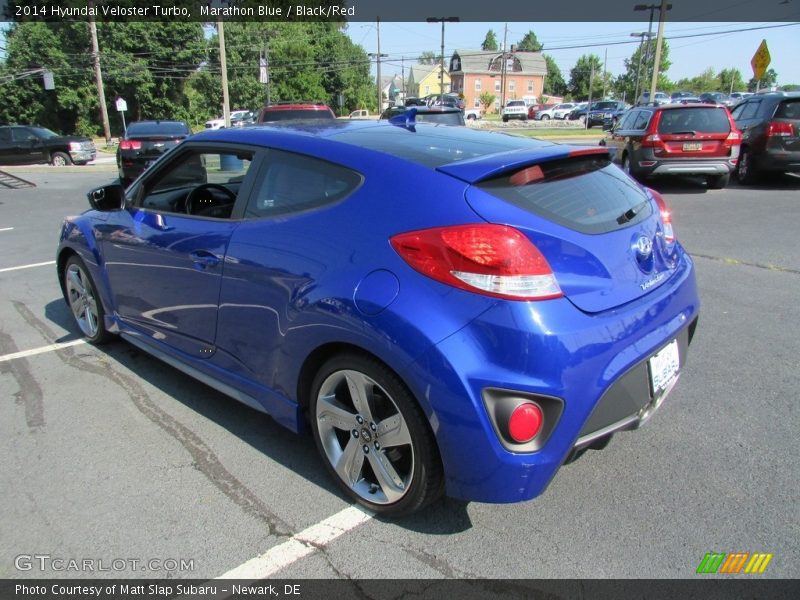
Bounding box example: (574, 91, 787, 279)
(730, 91, 800, 183)
(0, 125, 95, 166)
(379, 106, 465, 126)
(699, 92, 731, 106)
(582, 101, 627, 128)
(117, 120, 192, 186)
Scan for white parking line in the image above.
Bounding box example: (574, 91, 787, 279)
(0, 227, 14, 232)
(0, 339, 87, 364)
(0, 260, 56, 273)
(217, 505, 373, 579)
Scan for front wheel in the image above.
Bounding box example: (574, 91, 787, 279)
(310, 354, 443, 516)
(51, 152, 72, 167)
(64, 255, 112, 344)
(540, 114, 550, 121)
(736, 147, 759, 185)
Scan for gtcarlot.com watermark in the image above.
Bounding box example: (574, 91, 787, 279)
(15, 554, 195, 573)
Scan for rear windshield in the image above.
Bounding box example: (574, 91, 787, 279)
(477, 156, 652, 234)
(416, 112, 465, 126)
(260, 110, 334, 122)
(127, 122, 189, 136)
(658, 108, 731, 134)
(775, 99, 800, 120)
(592, 102, 618, 110)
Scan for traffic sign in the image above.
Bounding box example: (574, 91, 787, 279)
(750, 40, 771, 81)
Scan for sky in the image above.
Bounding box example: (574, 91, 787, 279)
(347, 21, 800, 88)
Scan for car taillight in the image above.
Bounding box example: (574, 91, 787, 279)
(767, 121, 794, 137)
(647, 188, 675, 249)
(641, 133, 664, 149)
(390, 224, 562, 301)
(724, 129, 742, 147)
(119, 140, 142, 150)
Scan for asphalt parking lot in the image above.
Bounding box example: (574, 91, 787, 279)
(1, 163, 798, 582)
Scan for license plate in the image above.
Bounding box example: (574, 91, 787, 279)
(605, 112, 613, 118)
(682, 142, 702, 151)
(648, 340, 680, 396)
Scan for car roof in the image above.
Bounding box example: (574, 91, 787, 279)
(261, 102, 332, 110)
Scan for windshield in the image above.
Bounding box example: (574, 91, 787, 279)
(30, 127, 59, 139)
(261, 110, 334, 122)
(127, 122, 190, 136)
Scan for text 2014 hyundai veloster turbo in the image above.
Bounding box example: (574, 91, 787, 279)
(57, 118, 699, 516)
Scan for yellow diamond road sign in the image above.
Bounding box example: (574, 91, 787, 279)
(751, 40, 771, 81)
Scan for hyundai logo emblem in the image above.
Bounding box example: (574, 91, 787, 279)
(635, 235, 653, 259)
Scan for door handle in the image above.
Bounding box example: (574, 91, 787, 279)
(189, 250, 220, 269)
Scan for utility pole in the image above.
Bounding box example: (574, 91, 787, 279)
(586, 64, 595, 130)
(501, 23, 508, 111)
(648, 0, 669, 104)
(218, 17, 231, 126)
(369, 19, 388, 113)
(602, 48, 608, 99)
(88, 4, 111, 145)
(426, 17, 459, 97)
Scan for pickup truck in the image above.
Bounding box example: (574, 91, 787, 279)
(0, 125, 95, 166)
(464, 107, 482, 121)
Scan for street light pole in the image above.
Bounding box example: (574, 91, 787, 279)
(630, 31, 653, 104)
(648, 0, 670, 104)
(426, 17, 459, 96)
(634, 3, 671, 105)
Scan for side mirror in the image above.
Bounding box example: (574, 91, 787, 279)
(88, 184, 126, 211)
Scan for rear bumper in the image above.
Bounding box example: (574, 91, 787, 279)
(754, 148, 800, 173)
(650, 161, 733, 176)
(402, 252, 700, 504)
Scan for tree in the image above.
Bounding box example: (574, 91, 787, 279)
(479, 91, 496, 112)
(418, 51, 437, 65)
(481, 30, 498, 52)
(542, 54, 567, 98)
(748, 68, 778, 92)
(516, 31, 543, 52)
(718, 68, 746, 94)
(614, 39, 672, 103)
(568, 54, 604, 100)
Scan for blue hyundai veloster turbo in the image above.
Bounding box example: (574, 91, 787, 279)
(57, 118, 699, 516)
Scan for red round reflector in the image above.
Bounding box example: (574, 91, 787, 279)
(508, 403, 543, 443)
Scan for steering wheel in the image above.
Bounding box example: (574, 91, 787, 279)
(185, 183, 237, 216)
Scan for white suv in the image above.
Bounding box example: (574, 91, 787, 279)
(535, 103, 576, 120)
(502, 100, 528, 122)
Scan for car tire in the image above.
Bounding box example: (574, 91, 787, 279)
(707, 173, 730, 189)
(736, 147, 759, 185)
(502, 116, 509, 123)
(541, 114, 550, 121)
(310, 353, 443, 517)
(51, 152, 72, 167)
(63, 255, 113, 344)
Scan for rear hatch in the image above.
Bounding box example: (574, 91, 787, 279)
(121, 123, 189, 164)
(439, 148, 680, 314)
(653, 106, 735, 158)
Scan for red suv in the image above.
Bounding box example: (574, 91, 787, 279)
(602, 104, 741, 188)
(257, 102, 336, 123)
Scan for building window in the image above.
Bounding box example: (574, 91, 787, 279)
(509, 80, 516, 92)
(424, 85, 430, 95)
(528, 80, 534, 93)
(495, 80, 501, 92)
(475, 78, 482, 91)
(474, 98, 480, 108)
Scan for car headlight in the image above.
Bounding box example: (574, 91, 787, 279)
(69, 142, 82, 152)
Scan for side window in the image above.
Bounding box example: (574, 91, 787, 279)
(138, 149, 254, 217)
(633, 111, 652, 130)
(0, 128, 11, 143)
(735, 101, 760, 121)
(618, 110, 637, 130)
(246, 150, 361, 219)
(11, 127, 35, 142)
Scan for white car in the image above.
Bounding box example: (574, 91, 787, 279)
(536, 103, 576, 120)
(502, 100, 528, 122)
(205, 110, 251, 129)
(464, 107, 482, 121)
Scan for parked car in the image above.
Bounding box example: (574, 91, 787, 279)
(57, 117, 699, 516)
(670, 91, 695, 103)
(527, 103, 554, 120)
(601, 103, 741, 188)
(205, 110, 252, 130)
(464, 107, 482, 121)
(348, 109, 371, 119)
(423, 93, 465, 111)
(379, 105, 465, 126)
(730, 91, 800, 183)
(404, 97, 427, 107)
(728, 92, 753, 106)
(117, 120, 192, 186)
(230, 110, 257, 127)
(699, 92, 731, 106)
(535, 103, 576, 120)
(0, 125, 95, 166)
(636, 92, 669, 106)
(571, 101, 627, 128)
(257, 102, 336, 123)
(502, 100, 528, 122)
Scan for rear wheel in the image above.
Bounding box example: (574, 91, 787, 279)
(707, 173, 730, 189)
(51, 152, 72, 167)
(502, 116, 509, 123)
(64, 255, 112, 344)
(310, 354, 443, 516)
(736, 147, 759, 184)
(540, 114, 550, 121)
